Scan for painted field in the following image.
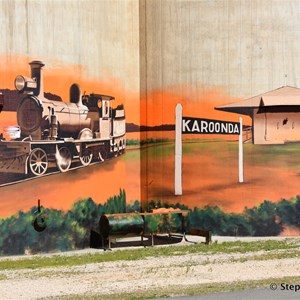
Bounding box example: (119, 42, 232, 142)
(142, 139, 300, 212)
(0, 154, 141, 218)
(1, 138, 300, 217)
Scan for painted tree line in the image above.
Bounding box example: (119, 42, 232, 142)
(0, 189, 133, 255)
(147, 197, 300, 236)
(0, 191, 300, 255)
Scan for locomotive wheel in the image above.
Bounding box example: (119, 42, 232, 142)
(114, 143, 120, 157)
(79, 148, 93, 166)
(119, 141, 124, 155)
(98, 147, 108, 162)
(115, 142, 124, 157)
(28, 148, 48, 176)
(56, 146, 72, 172)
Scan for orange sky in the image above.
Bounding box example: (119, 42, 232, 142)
(0, 55, 140, 125)
(0, 54, 250, 129)
(141, 86, 247, 127)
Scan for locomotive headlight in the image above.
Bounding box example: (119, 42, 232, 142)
(14, 76, 26, 91)
(14, 75, 37, 92)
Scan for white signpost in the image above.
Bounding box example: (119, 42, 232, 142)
(238, 116, 244, 183)
(175, 104, 183, 195)
(175, 104, 244, 195)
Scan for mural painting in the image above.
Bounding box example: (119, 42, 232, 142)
(0, 60, 126, 178)
(1, 0, 300, 256)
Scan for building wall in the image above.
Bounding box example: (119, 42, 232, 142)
(254, 109, 300, 144)
(252, 108, 265, 144)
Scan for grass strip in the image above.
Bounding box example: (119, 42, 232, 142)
(0, 239, 298, 271)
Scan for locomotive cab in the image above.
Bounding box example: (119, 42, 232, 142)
(82, 93, 126, 155)
(98, 95, 114, 139)
(83, 93, 115, 139)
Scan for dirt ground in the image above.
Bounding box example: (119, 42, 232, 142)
(0, 236, 299, 300)
(143, 140, 300, 213)
(2, 140, 300, 217)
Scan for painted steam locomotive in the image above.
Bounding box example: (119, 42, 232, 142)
(0, 61, 126, 176)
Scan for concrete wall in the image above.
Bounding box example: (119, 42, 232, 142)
(141, 0, 300, 99)
(2, 0, 300, 121)
(139, 0, 300, 205)
(0, 0, 140, 93)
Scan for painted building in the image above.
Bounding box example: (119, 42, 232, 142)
(216, 86, 300, 144)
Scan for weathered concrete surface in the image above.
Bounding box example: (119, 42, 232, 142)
(0, 0, 140, 93)
(142, 0, 300, 98)
(2, 0, 300, 114)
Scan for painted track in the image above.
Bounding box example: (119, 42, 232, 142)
(0, 154, 123, 188)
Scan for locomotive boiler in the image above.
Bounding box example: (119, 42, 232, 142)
(0, 61, 126, 177)
(15, 61, 96, 140)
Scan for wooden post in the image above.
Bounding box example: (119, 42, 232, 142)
(239, 117, 244, 183)
(175, 104, 182, 195)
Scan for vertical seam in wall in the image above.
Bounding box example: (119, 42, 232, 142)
(160, 0, 163, 198)
(139, 0, 148, 211)
(145, 0, 148, 211)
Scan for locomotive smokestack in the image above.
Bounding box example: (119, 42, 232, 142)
(70, 83, 82, 106)
(29, 61, 45, 98)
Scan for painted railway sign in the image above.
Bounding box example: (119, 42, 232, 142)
(182, 117, 240, 135)
(175, 103, 244, 196)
